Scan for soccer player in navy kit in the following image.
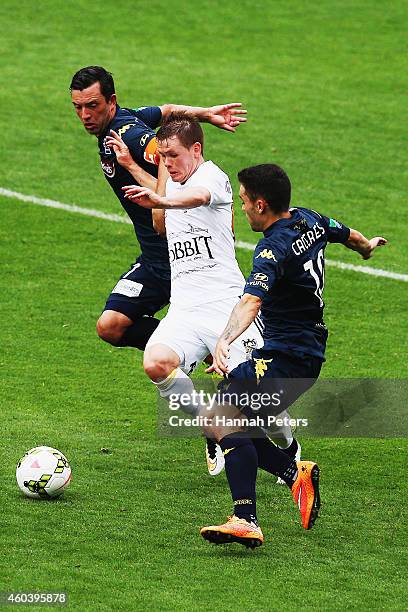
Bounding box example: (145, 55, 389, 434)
(70, 65, 247, 351)
(200, 164, 387, 547)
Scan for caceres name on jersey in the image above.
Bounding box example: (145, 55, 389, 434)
(244, 207, 351, 360)
(164, 160, 245, 308)
(98, 105, 170, 279)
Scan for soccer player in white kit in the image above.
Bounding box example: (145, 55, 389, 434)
(122, 113, 264, 473)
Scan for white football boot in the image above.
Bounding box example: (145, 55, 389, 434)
(205, 438, 225, 476)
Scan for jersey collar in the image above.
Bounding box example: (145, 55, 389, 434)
(99, 105, 121, 141)
(263, 208, 300, 236)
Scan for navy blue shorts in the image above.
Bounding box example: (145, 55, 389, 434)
(219, 349, 323, 419)
(103, 258, 170, 322)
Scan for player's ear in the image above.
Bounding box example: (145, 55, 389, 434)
(256, 198, 267, 213)
(193, 142, 202, 156)
(109, 93, 117, 107)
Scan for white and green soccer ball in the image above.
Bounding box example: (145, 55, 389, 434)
(16, 446, 72, 499)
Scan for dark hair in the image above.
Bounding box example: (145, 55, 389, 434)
(238, 164, 291, 213)
(156, 112, 204, 152)
(70, 66, 115, 102)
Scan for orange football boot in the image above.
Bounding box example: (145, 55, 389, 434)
(291, 461, 321, 529)
(200, 515, 263, 548)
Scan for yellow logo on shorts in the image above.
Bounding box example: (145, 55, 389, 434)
(254, 358, 273, 381)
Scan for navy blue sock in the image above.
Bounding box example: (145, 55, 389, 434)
(280, 438, 299, 459)
(252, 435, 298, 487)
(219, 434, 258, 524)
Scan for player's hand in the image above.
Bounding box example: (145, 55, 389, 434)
(206, 103, 247, 132)
(122, 185, 163, 208)
(363, 237, 388, 259)
(205, 339, 230, 376)
(105, 130, 134, 169)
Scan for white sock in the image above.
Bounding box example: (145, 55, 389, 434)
(154, 368, 204, 416)
(268, 410, 293, 449)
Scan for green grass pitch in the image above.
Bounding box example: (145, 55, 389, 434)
(1, 1, 407, 610)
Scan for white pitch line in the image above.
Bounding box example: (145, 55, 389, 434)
(2, 187, 407, 283)
(0, 187, 130, 225)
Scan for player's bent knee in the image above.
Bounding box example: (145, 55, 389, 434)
(143, 345, 179, 382)
(143, 357, 174, 382)
(96, 319, 122, 345)
(96, 312, 131, 346)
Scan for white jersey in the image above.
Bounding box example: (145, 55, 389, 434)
(165, 160, 245, 308)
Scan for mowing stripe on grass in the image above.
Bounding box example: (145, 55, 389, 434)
(2, 187, 407, 283)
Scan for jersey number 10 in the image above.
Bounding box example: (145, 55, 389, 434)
(303, 248, 325, 307)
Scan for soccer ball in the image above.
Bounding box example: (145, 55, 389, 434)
(16, 446, 72, 499)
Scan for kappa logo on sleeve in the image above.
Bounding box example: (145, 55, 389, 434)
(118, 124, 132, 137)
(256, 249, 277, 261)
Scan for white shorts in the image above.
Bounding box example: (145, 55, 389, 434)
(145, 297, 264, 374)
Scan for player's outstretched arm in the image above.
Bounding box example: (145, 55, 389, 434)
(345, 229, 388, 260)
(160, 103, 247, 132)
(105, 130, 158, 191)
(122, 185, 210, 209)
(207, 294, 262, 376)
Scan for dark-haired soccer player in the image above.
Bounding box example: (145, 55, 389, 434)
(70, 65, 247, 475)
(199, 163, 387, 547)
(70, 65, 247, 352)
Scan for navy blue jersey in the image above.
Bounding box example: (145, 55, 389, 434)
(244, 207, 350, 359)
(98, 105, 170, 280)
